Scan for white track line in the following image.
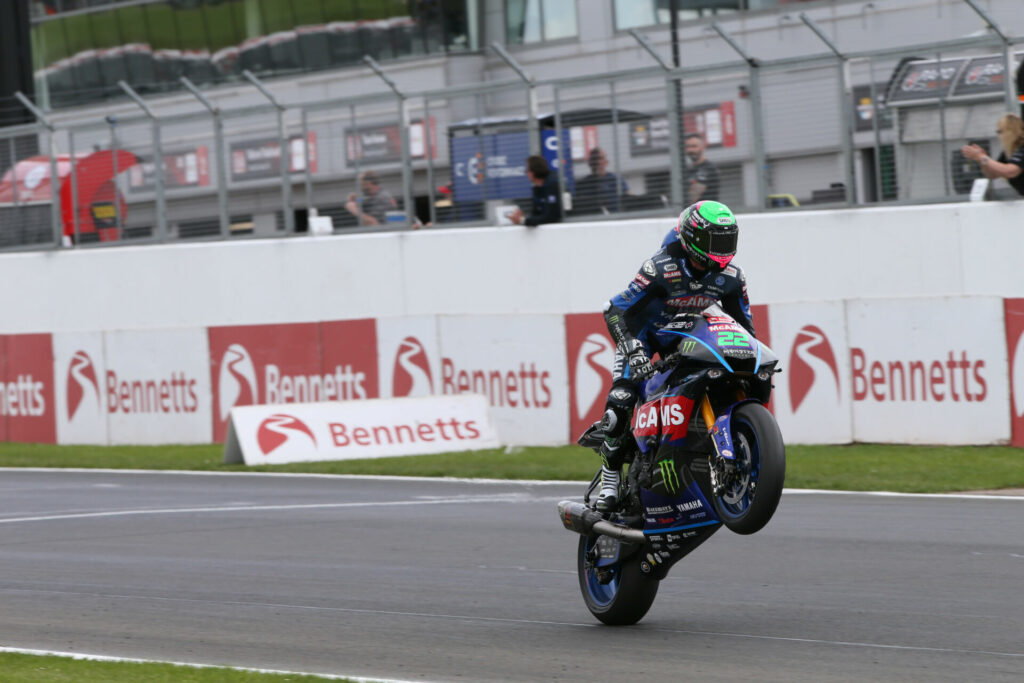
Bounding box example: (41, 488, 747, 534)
(0, 494, 560, 525)
(0, 645, 425, 682)
(1, 468, 1022, 500)
(2, 597, 1022, 661)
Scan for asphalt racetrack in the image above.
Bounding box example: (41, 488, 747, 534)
(0, 470, 1022, 682)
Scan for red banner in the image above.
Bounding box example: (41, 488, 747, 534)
(565, 313, 615, 443)
(1005, 299, 1024, 447)
(1, 334, 57, 443)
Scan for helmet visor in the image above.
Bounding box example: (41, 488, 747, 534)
(692, 226, 737, 258)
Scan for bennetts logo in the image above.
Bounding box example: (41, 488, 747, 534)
(218, 343, 258, 421)
(573, 333, 614, 422)
(788, 325, 840, 412)
(393, 336, 433, 397)
(257, 413, 317, 456)
(67, 350, 100, 421)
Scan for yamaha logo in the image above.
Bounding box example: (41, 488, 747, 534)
(573, 333, 614, 422)
(257, 413, 317, 455)
(218, 343, 258, 421)
(392, 336, 433, 397)
(788, 325, 840, 413)
(66, 350, 100, 421)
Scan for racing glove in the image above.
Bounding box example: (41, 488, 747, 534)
(623, 339, 654, 381)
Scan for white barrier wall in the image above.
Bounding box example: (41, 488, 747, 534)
(2, 201, 1024, 447)
(1, 200, 1023, 334)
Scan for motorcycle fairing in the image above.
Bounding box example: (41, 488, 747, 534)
(640, 479, 721, 536)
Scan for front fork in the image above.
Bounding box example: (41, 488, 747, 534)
(700, 392, 742, 497)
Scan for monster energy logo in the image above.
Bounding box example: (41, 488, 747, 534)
(679, 340, 697, 354)
(658, 459, 681, 494)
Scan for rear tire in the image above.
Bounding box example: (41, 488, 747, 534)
(577, 534, 659, 625)
(711, 402, 785, 535)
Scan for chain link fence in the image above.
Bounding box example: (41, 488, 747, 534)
(1, 34, 1022, 252)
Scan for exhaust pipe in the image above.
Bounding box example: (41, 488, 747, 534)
(557, 500, 647, 544)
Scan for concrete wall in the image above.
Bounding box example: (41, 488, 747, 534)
(1, 199, 1022, 335)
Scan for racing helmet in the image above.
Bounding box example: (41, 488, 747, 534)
(675, 201, 738, 271)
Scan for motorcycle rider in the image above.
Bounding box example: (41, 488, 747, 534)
(595, 200, 755, 512)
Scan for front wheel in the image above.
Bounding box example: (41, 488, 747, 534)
(711, 402, 786, 535)
(577, 534, 658, 625)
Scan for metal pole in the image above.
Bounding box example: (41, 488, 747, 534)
(610, 81, 623, 212)
(15, 91, 63, 246)
(350, 103, 363, 228)
(8, 138, 18, 209)
(301, 109, 313, 223)
(363, 56, 413, 228)
(627, 29, 671, 71)
(180, 77, 230, 237)
(118, 81, 167, 241)
(937, 51, 951, 197)
(868, 58, 884, 203)
(554, 87, 566, 222)
(491, 42, 540, 155)
(665, 72, 684, 208)
(474, 94, 487, 217)
(799, 13, 856, 204)
(398, 98, 414, 228)
(424, 96, 438, 227)
(242, 70, 294, 234)
(69, 129, 79, 241)
(108, 117, 123, 238)
(748, 67, 768, 209)
(961, 0, 1017, 111)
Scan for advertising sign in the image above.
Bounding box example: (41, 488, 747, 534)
(223, 394, 500, 465)
(437, 315, 568, 445)
(629, 102, 737, 156)
(887, 58, 967, 104)
(230, 132, 318, 181)
(345, 117, 437, 163)
(209, 320, 378, 442)
(540, 128, 574, 190)
(376, 316, 442, 400)
(128, 147, 211, 191)
(451, 131, 531, 202)
(565, 313, 615, 443)
(0, 334, 56, 444)
(53, 332, 109, 445)
(846, 297, 1009, 444)
(852, 84, 894, 132)
(1005, 299, 1024, 447)
(950, 53, 1024, 99)
(102, 329, 212, 444)
(765, 302, 853, 444)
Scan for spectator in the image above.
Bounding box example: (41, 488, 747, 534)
(960, 113, 1024, 197)
(509, 155, 563, 227)
(345, 170, 397, 226)
(573, 147, 629, 215)
(683, 133, 720, 203)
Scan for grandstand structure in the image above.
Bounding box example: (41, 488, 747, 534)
(0, 0, 1022, 248)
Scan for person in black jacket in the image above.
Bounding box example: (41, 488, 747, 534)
(960, 113, 1024, 196)
(509, 156, 563, 227)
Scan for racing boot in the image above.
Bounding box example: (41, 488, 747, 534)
(596, 436, 624, 513)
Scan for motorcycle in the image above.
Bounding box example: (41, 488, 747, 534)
(558, 305, 786, 625)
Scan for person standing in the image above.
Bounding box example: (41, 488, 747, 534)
(509, 156, 563, 227)
(573, 147, 629, 214)
(345, 170, 397, 225)
(683, 133, 720, 204)
(960, 113, 1024, 196)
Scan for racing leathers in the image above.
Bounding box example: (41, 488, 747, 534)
(594, 231, 755, 510)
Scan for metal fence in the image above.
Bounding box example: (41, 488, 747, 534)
(1, 26, 1022, 252)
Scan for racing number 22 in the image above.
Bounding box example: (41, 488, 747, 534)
(717, 330, 750, 347)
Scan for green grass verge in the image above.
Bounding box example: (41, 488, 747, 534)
(0, 652, 341, 682)
(1, 442, 1023, 494)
